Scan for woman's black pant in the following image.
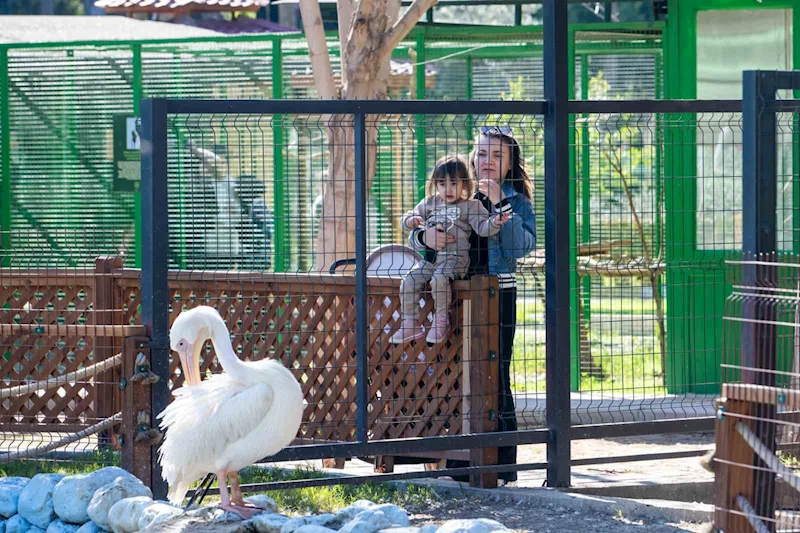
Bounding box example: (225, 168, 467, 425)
(447, 286, 518, 482)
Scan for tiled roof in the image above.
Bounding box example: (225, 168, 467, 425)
(0, 16, 221, 44)
(96, 0, 270, 11)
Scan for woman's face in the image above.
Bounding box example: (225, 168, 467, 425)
(474, 134, 511, 183)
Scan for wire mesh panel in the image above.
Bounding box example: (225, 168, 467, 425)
(6, 47, 136, 266)
(0, 249, 131, 473)
(714, 254, 800, 532)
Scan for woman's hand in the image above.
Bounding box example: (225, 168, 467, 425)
(422, 225, 456, 250)
(478, 179, 505, 205)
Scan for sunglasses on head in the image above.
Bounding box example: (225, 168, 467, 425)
(480, 125, 515, 137)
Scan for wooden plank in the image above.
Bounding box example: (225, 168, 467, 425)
(723, 383, 800, 411)
(121, 336, 154, 488)
(713, 398, 757, 532)
(468, 276, 499, 488)
(94, 256, 125, 433)
(0, 324, 146, 337)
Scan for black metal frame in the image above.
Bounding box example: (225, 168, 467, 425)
(137, 0, 786, 495)
(740, 69, 800, 528)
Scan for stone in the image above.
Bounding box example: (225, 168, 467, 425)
(372, 505, 409, 528)
(18, 474, 64, 529)
(338, 510, 392, 533)
(247, 513, 289, 533)
(377, 528, 422, 533)
(244, 496, 277, 514)
(28, 528, 45, 533)
(6, 515, 31, 533)
(1, 519, 6, 533)
(292, 527, 337, 533)
(435, 519, 509, 533)
(419, 526, 438, 533)
(137, 504, 183, 530)
(46, 520, 80, 533)
(326, 501, 376, 530)
(74, 522, 104, 533)
(106, 497, 154, 533)
(55, 468, 147, 526)
(0, 478, 30, 518)
(87, 477, 152, 531)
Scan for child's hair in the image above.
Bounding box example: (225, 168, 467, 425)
(425, 155, 473, 198)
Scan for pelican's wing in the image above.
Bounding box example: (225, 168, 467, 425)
(157, 374, 274, 461)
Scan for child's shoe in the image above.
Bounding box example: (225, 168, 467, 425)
(426, 312, 450, 344)
(390, 318, 425, 344)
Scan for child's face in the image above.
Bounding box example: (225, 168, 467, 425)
(435, 175, 464, 204)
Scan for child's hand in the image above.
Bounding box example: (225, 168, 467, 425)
(492, 213, 511, 227)
(406, 216, 425, 229)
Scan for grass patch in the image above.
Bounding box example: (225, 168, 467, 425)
(189, 466, 438, 514)
(510, 313, 667, 395)
(0, 459, 437, 516)
(0, 450, 120, 478)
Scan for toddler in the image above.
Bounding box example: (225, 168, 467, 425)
(391, 155, 510, 345)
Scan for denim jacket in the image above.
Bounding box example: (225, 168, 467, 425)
(409, 182, 536, 276)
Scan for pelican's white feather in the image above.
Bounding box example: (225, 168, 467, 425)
(156, 307, 305, 507)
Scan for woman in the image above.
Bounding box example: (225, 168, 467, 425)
(408, 126, 537, 484)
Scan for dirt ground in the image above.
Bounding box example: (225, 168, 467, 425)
(404, 494, 709, 533)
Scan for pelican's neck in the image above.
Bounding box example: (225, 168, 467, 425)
(208, 316, 249, 382)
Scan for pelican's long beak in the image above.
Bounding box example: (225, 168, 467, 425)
(177, 342, 202, 387)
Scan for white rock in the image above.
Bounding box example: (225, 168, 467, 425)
(55, 468, 145, 526)
(372, 505, 410, 527)
(244, 496, 278, 514)
(342, 510, 392, 533)
(248, 513, 289, 533)
(106, 497, 154, 533)
(378, 528, 421, 533)
(1, 519, 6, 533)
(280, 517, 312, 533)
(28, 528, 45, 533)
(86, 477, 152, 531)
(45, 520, 80, 533)
(327, 501, 376, 529)
(435, 519, 509, 533)
(6, 515, 31, 533)
(0, 478, 30, 518)
(18, 474, 64, 529)
(74, 522, 103, 533)
(420, 526, 438, 533)
(137, 504, 182, 530)
(292, 527, 337, 533)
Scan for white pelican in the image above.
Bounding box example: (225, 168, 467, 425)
(157, 306, 305, 518)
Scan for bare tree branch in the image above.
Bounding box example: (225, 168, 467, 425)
(354, 0, 374, 21)
(377, 0, 438, 62)
(299, 0, 337, 100)
(336, 0, 354, 78)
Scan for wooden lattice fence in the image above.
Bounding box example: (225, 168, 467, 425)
(2, 257, 499, 462)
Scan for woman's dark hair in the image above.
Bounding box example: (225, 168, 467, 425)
(469, 130, 533, 200)
(426, 154, 473, 198)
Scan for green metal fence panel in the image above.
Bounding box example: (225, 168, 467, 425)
(7, 45, 136, 267)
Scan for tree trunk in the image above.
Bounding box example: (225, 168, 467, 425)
(311, 0, 402, 272)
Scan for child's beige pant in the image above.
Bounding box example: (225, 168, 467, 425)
(400, 253, 470, 318)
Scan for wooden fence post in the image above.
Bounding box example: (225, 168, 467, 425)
(469, 275, 500, 488)
(121, 336, 157, 488)
(93, 255, 124, 447)
(713, 397, 756, 532)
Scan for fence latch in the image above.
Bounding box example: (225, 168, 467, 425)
(129, 352, 160, 385)
(135, 411, 164, 444)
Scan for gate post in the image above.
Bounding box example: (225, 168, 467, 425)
(469, 275, 499, 488)
(121, 336, 157, 488)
